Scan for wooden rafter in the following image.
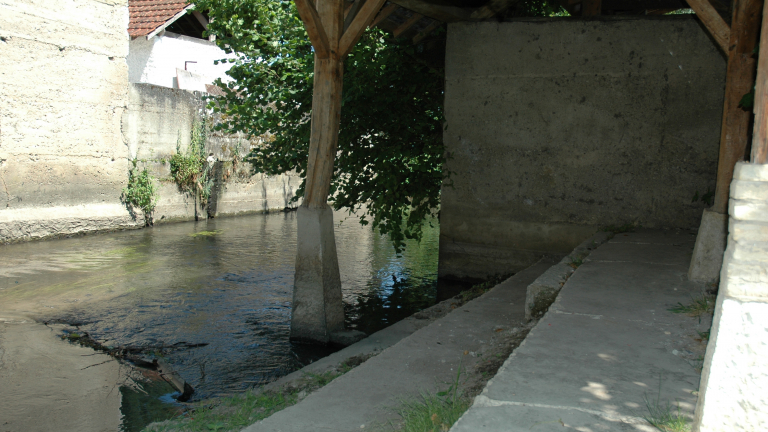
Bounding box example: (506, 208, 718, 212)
(686, 0, 730, 52)
(295, 0, 332, 58)
(412, 20, 441, 44)
(370, 3, 399, 27)
(192, 11, 208, 29)
(471, 0, 518, 19)
(339, 0, 388, 56)
(393, 12, 424, 38)
(390, 0, 471, 22)
(344, 0, 366, 32)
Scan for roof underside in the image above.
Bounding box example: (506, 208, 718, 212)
(127, 0, 731, 43)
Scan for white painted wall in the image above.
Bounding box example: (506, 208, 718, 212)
(127, 32, 235, 89)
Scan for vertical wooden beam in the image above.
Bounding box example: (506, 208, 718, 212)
(686, 0, 731, 52)
(712, 0, 764, 213)
(295, 0, 332, 58)
(303, 0, 344, 208)
(582, 0, 601, 16)
(752, 1, 768, 163)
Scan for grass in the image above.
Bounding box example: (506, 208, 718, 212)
(668, 294, 716, 319)
(389, 362, 471, 432)
(568, 257, 584, 269)
(641, 377, 691, 432)
(643, 395, 691, 432)
(145, 360, 364, 432)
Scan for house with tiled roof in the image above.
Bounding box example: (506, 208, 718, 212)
(127, 0, 235, 91)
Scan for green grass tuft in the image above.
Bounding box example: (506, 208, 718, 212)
(669, 294, 716, 318)
(643, 395, 691, 432)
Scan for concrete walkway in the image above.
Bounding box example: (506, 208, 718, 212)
(452, 230, 707, 431)
(243, 257, 559, 431)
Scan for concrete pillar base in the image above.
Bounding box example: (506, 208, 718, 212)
(689, 208, 728, 283)
(290, 205, 345, 344)
(693, 162, 768, 431)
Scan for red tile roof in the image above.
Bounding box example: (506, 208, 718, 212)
(129, 0, 191, 37)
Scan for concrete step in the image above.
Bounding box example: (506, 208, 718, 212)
(242, 256, 560, 432)
(451, 229, 707, 432)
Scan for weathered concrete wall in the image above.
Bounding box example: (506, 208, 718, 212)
(0, 15, 297, 245)
(440, 16, 725, 280)
(0, 0, 140, 242)
(124, 83, 299, 224)
(693, 162, 768, 431)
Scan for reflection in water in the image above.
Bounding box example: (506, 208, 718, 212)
(0, 210, 439, 431)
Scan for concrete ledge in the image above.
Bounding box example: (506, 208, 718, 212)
(0, 204, 142, 243)
(524, 231, 612, 320)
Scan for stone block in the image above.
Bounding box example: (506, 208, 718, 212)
(733, 161, 768, 182)
(688, 209, 728, 283)
(730, 198, 768, 223)
(730, 179, 768, 201)
(525, 263, 574, 320)
(729, 219, 768, 243)
(291, 205, 345, 344)
(694, 298, 768, 431)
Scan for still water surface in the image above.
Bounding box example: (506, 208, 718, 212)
(0, 210, 440, 430)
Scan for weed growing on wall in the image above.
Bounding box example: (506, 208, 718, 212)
(169, 118, 215, 207)
(122, 160, 158, 226)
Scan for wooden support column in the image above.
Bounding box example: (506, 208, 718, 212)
(712, 0, 763, 213)
(689, 0, 763, 283)
(292, 0, 386, 344)
(751, 0, 768, 163)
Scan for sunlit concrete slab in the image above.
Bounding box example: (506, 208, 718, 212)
(452, 231, 706, 432)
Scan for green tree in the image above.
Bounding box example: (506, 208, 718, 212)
(192, 0, 446, 252)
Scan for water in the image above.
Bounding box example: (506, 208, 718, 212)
(0, 210, 441, 430)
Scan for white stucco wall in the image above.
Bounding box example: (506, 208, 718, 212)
(127, 32, 235, 89)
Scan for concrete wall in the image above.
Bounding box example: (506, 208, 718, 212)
(124, 83, 300, 224)
(440, 16, 726, 280)
(0, 9, 297, 245)
(693, 162, 768, 431)
(127, 32, 235, 89)
(0, 0, 140, 241)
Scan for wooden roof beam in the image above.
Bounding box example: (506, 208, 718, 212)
(344, 0, 367, 33)
(294, 0, 331, 58)
(340, 0, 388, 56)
(390, 0, 471, 22)
(393, 12, 424, 38)
(471, 0, 518, 19)
(370, 3, 399, 27)
(686, 0, 730, 52)
(412, 20, 441, 44)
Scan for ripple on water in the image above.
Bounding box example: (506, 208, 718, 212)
(0, 210, 440, 431)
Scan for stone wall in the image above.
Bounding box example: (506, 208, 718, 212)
(0, 0, 139, 242)
(440, 16, 726, 280)
(0, 1, 298, 244)
(693, 162, 768, 431)
(124, 83, 300, 223)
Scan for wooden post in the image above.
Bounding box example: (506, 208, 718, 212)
(712, 0, 763, 213)
(752, 0, 768, 164)
(291, 0, 385, 344)
(689, 0, 763, 283)
(582, 0, 601, 16)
